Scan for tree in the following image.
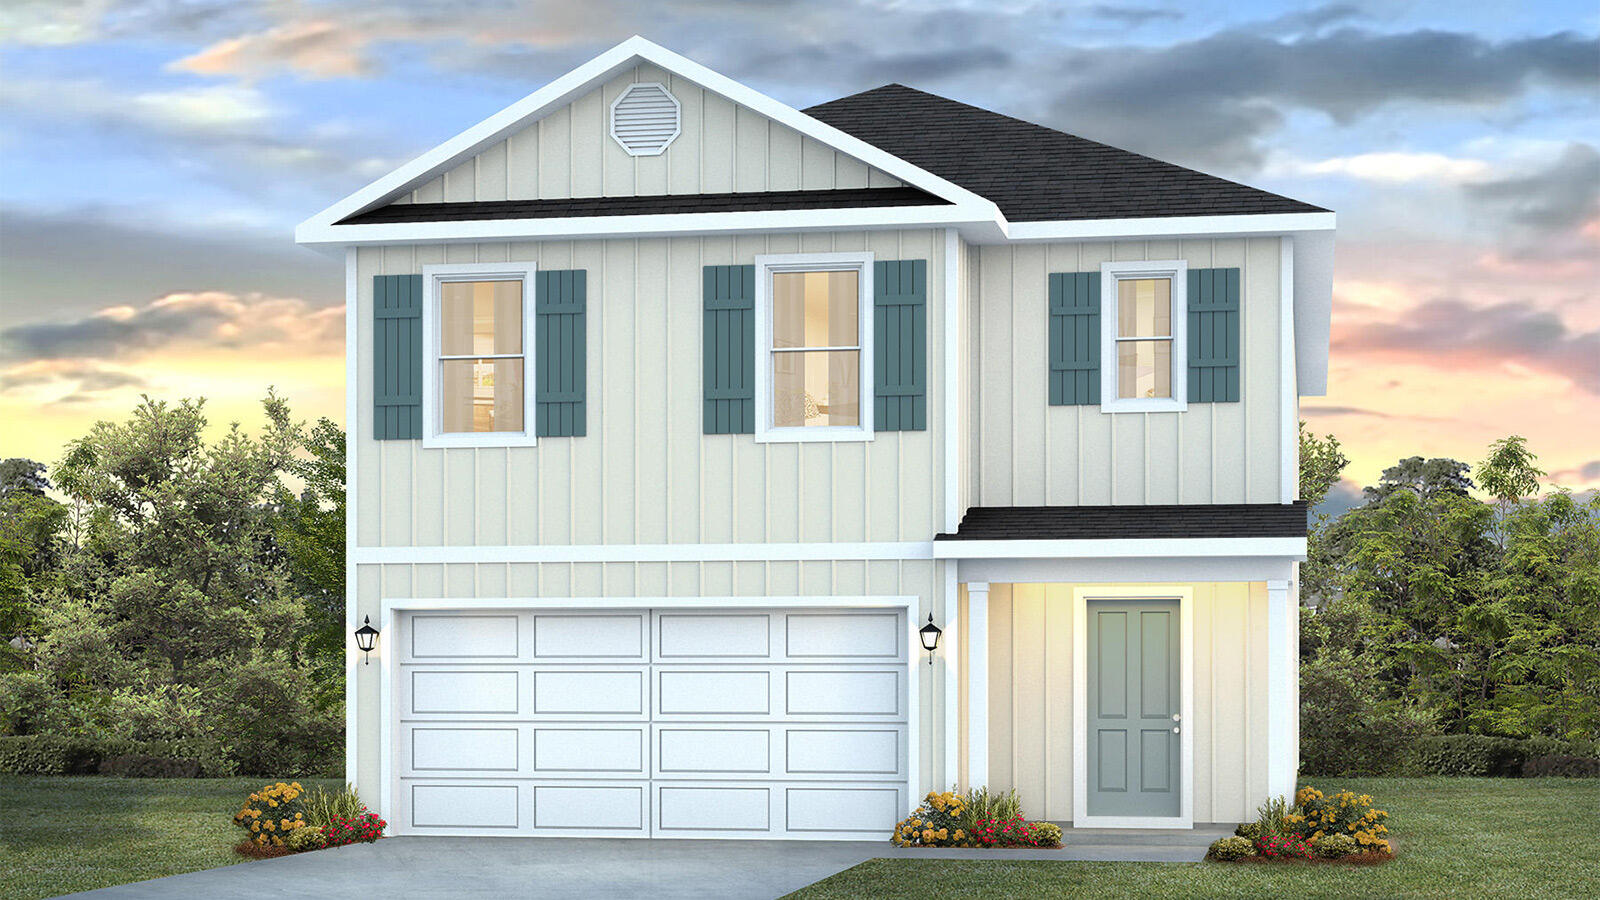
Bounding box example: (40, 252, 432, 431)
(1478, 435, 1545, 546)
(1362, 456, 1474, 504)
(0, 459, 67, 669)
(1298, 422, 1349, 511)
(0, 458, 51, 497)
(274, 417, 346, 695)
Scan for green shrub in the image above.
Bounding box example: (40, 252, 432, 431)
(0, 734, 101, 774)
(960, 785, 1022, 833)
(1293, 785, 1391, 853)
(1252, 795, 1295, 837)
(303, 784, 365, 829)
(1031, 822, 1063, 847)
(893, 790, 972, 847)
(1234, 821, 1264, 840)
(1524, 736, 1599, 759)
(286, 825, 328, 852)
(233, 782, 310, 849)
(1208, 836, 1256, 861)
(1523, 754, 1600, 778)
(1314, 832, 1358, 858)
(99, 754, 203, 778)
(1410, 734, 1526, 776)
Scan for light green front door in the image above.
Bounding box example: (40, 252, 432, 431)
(1087, 599, 1181, 818)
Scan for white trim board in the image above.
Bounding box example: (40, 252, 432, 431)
(375, 594, 922, 835)
(1099, 260, 1188, 415)
(419, 261, 540, 449)
(296, 36, 999, 244)
(343, 248, 360, 784)
(932, 537, 1306, 560)
(1071, 585, 1195, 829)
(351, 541, 936, 565)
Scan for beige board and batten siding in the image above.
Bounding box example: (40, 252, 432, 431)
(394, 63, 902, 205)
(353, 229, 946, 548)
(350, 558, 956, 811)
(970, 238, 1291, 506)
(965, 582, 1275, 825)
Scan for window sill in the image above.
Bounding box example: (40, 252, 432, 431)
(754, 427, 876, 444)
(1099, 398, 1188, 414)
(421, 432, 540, 449)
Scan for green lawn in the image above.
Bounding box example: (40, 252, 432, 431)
(786, 778, 1600, 900)
(0, 776, 340, 900)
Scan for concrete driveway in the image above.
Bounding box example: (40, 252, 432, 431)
(66, 827, 1225, 899)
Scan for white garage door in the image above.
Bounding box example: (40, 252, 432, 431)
(391, 607, 909, 839)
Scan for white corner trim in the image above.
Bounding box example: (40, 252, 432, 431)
(933, 537, 1307, 560)
(609, 82, 680, 156)
(1280, 237, 1297, 504)
(943, 228, 961, 533)
(419, 261, 539, 449)
(343, 247, 360, 785)
(351, 540, 936, 566)
(942, 563, 959, 790)
(964, 582, 989, 791)
(1004, 212, 1336, 243)
(1265, 579, 1296, 800)
(295, 36, 999, 243)
(752, 251, 875, 443)
(1072, 585, 1194, 829)
(1099, 259, 1188, 415)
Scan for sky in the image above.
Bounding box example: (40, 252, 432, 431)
(1, 0, 1597, 506)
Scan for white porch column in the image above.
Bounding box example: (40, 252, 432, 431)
(966, 581, 989, 790)
(942, 564, 959, 790)
(1265, 579, 1297, 799)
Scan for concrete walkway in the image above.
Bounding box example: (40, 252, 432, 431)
(67, 827, 1228, 900)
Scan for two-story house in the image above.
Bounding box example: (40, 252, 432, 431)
(297, 37, 1331, 840)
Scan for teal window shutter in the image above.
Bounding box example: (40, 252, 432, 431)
(536, 269, 587, 437)
(703, 265, 756, 434)
(874, 259, 927, 431)
(1187, 267, 1241, 403)
(373, 274, 422, 440)
(1048, 272, 1100, 405)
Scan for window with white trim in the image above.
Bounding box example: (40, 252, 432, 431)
(421, 262, 538, 448)
(754, 252, 874, 442)
(1100, 260, 1188, 413)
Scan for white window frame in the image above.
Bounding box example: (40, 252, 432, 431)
(1100, 259, 1188, 414)
(753, 251, 875, 443)
(420, 261, 539, 449)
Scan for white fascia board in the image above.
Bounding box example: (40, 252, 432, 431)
(1292, 228, 1335, 397)
(1001, 211, 1334, 243)
(351, 541, 936, 565)
(297, 204, 995, 248)
(295, 36, 998, 243)
(932, 537, 1307, 560)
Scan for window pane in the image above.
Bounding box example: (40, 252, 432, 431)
(773, 350, 860, 427)
(772, 270, 859, 349)
(440, 359, 524, 433)
(441, 280, 522, 355)
(1117, 340, 1172, 399)
(1117, 278, 1171, 338)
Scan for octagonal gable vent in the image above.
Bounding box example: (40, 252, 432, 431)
(610, 83, 681, 156)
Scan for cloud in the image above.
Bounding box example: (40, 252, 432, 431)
(0, 77, 277, 137)
(171, 18, 389, 80)
(1331, 298, 1600, 395)
(1283, 151, 1492, 184)
(1088, 5, 1183, 26)
(1, 291, 345, 364)
(1551, 460, 1600, 483)
(0, 0, 115, 45)
(1464, 142, 1600, 232)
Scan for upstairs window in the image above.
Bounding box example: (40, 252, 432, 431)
(422, 262, 538, 447)
(754, 252, 874, 442)
(1100, 260, 1188, 413)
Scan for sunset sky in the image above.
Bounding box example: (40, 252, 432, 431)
(2, 1, 1596, 507)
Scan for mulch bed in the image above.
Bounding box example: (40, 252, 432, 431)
(1219, 850, 1396, 866)
(233, 841, 294, 859)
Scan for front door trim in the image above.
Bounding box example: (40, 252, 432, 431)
(1072, 585, 1193, 828)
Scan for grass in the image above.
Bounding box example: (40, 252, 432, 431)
(0, 776, 340, 900)
(785, 777, 1600, 900)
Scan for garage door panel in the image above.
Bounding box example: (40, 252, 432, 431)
(656, 613, 772, 659)
(532, 784, 648, 834)
(656, 786, 771, 834)
(534, 727, 646, 775)
(785, 670, 902, 717)
(532, 669, 647, 717)
(784, 612, 903, 660)
(407, 725, 521, 774)
(786, 786, 903, 834)
(409, 783, 522, 830)
(786, 727, 902, 777)
(656, 670, 771, 716)
(408, 670, 521, 716)
(407, 614, 521, 661)
(655, 727, 773, 777)
(533, 613, 646, 660)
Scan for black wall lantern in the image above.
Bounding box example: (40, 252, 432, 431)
(919, 614, 942, 665)
(354, 616, 380, 665)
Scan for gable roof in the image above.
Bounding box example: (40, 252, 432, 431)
(806, 84, 1325, 223)
(337, 187, 946, 225)
(937, 503, 1309, 542)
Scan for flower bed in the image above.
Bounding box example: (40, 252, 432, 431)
(1208, 784, 1394, 866)
(232, 782, 385, 857)
(891, 789, 1062, 849)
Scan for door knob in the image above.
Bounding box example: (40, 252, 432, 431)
(1172, 726, 1181, 734)
(1172, 713, 1181, 722)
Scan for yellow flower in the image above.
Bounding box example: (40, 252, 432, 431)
(251, 823, 260, 832)
(268, 799, 278, 808)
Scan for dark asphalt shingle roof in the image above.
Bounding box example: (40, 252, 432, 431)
(936, 503, 1309, 541)
(337, 186, 947, 225)
(805, 84, 1326, 222)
